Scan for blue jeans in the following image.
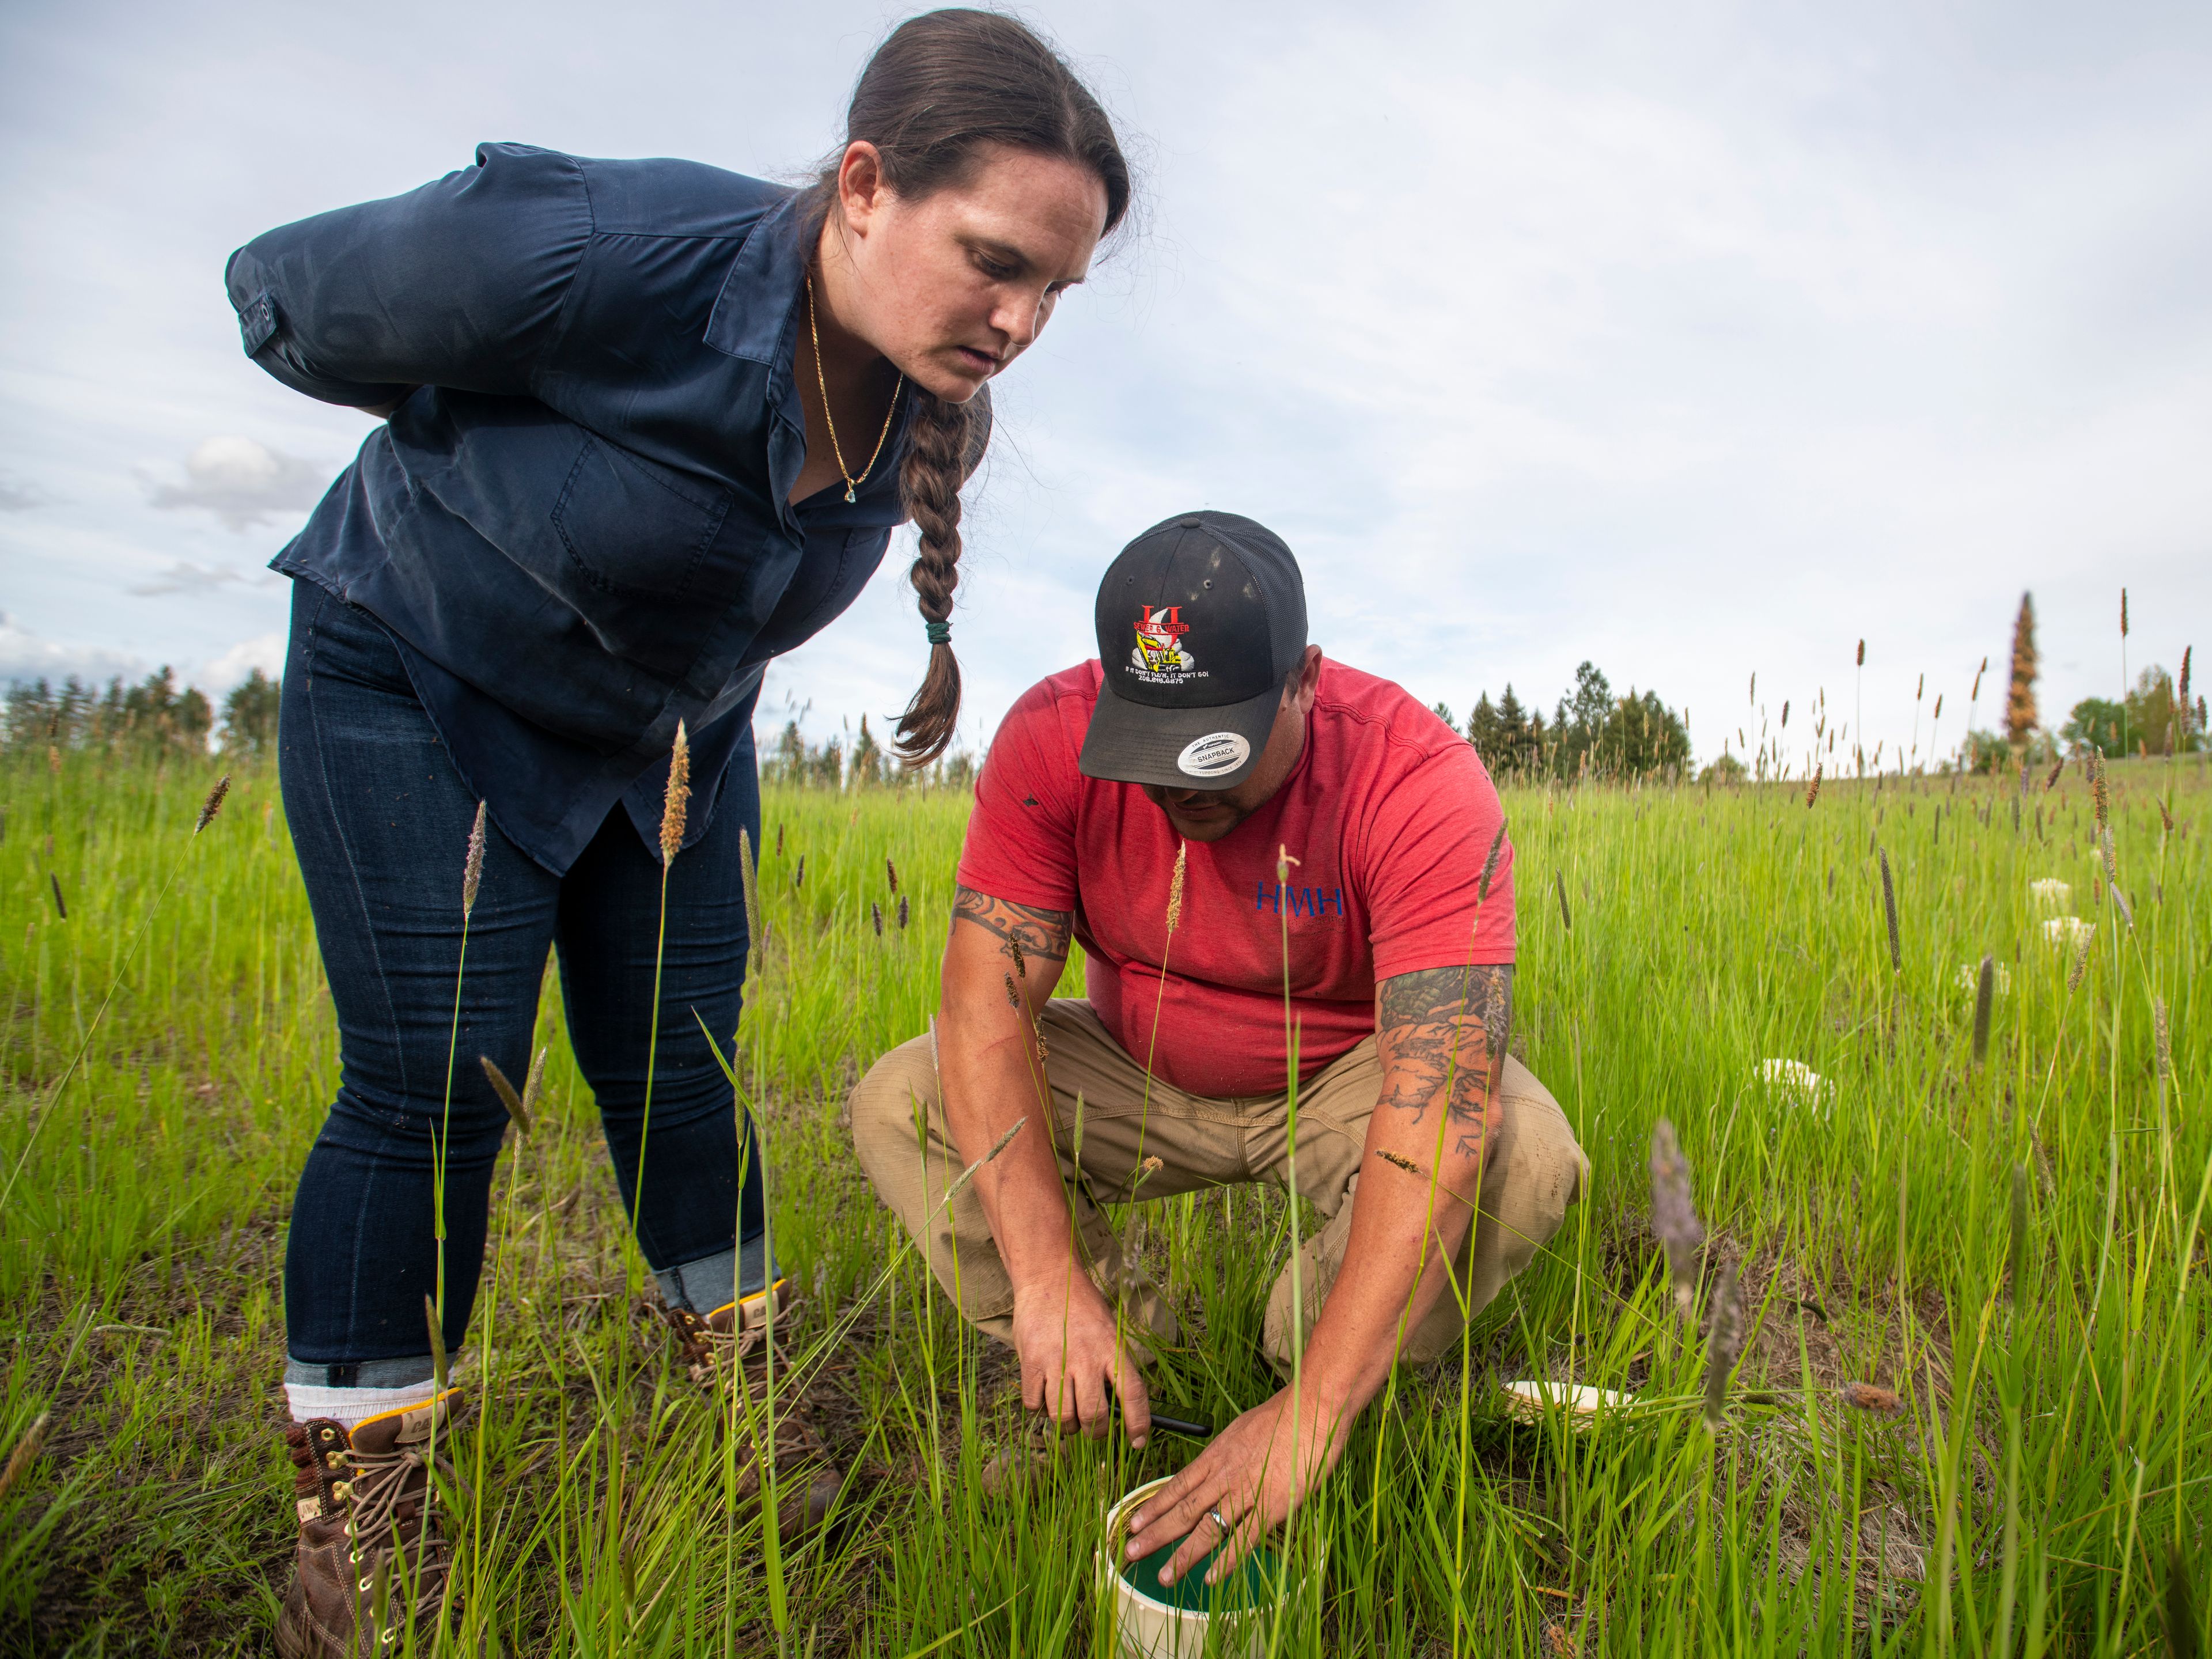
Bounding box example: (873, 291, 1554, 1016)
(279, 585, 765, 1377)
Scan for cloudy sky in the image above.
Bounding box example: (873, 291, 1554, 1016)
(2, 0, 2206, 770)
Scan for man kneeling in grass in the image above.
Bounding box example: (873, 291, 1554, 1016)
(850, 510, 1587, 1586)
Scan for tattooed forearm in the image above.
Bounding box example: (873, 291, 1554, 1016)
(952, 885, 1073, 974)
(1376, 964, 1513, 1159)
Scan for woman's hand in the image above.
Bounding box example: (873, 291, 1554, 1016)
(1010, 1268, 1150, 1444)
(1120, 1381, 1351, 1589)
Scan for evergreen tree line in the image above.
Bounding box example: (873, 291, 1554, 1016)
(1433, 661, 1692, 782)
(3, 668, 281, 759)
(758, 714, 978, 791)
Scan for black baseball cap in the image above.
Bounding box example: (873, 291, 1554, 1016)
(1078, 510, 1309, 791)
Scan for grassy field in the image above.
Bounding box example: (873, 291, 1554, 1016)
(1, 746, 2205, 1656)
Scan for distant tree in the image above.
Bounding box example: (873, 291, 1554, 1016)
(849, 715, 885, 787)
(2061, 698, 2124, 756)
(1430, 701, 1459, 736)
(1465, 692, 1503, 766)
(2122, 665, 2194, 756)
(2005, 593, 2038, 748)
(1550, 662, 1613, 779)
(1596, 688, 1691, 777)
(1700, 752, 1747, 785)
(220, 669, 282, 757)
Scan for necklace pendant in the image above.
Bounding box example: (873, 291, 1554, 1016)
(844, 484, 857, 504)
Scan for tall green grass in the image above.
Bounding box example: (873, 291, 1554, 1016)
(0, 747, 2204, 1655)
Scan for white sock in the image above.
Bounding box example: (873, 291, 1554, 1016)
(285, 1378, 437, 1430)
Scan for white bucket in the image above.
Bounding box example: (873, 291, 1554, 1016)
(1097, 1476, 1267, 1659)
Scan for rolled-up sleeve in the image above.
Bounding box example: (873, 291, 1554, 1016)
(225, 142, 592, 407)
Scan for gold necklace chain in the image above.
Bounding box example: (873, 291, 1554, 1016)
(805, 273, 904, 503)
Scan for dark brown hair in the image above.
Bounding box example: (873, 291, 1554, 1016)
(812, 9, 1132, 764)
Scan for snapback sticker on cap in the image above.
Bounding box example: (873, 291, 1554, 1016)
(1176, 732, 1251, 778)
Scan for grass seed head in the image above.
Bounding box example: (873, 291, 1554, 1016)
(1477, 819, 1509, 904)
(2044, 755, 2063, 791)
(1165, 840, 1187, 934)
(1009, 936, 1027, 979)
(1972, 955, 1995, 1063)
(1880, 848, 1900, 972)
(1856, 638, 1866, 668)
(794, 854, 805, 890)
(658, 721, 690, 865)
(1840, 1381, 1904, 1415)
(1555, 869, 1572, 931)
(479, 1054, 532, 1136)
(0, 1411, 51, 1504)
(2091, 749, 2109, 832)
(461, 800, 487, 917)
(897, 894, 910, 929)
(887, 855, 899, 893)
(2066, 922, 2095, 992)
(1647, 1119, 1705, 1322)
(195, 774, 231, 835)
(2155, 995, 2172, 1085)
(737, 828, 763, 953)
(872, 900, 884, 937)
(1700, 1259, 1744, 1431)
(1805, 765, 1822, 809)
(1003, 973, 1020, 1009)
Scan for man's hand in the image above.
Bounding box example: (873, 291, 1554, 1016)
(1119, 1382, 1349, 1588)
(1011, 1267, 1151, 1444)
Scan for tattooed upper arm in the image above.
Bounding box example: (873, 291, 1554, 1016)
(1375, 964, 1513, 1158)
(952, 885, 1073, 970)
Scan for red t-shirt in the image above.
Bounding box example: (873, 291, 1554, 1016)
(956, 659, 1515, 1097)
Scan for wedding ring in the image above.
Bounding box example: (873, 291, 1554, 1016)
(1207, 1505, 1230, 1535)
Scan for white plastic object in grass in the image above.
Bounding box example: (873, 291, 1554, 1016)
(2029, 878, 2071, 914)
(1098, 1476, 1267, 1659)
(2041, 915, 2093, 948)
(1500, 1378, 1634, 1429)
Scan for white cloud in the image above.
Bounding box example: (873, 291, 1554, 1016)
(0, 612, 143, 686)
(145, 435, 330, 532)
(200, 631, 285, 691)
(127, 560, 254, 597)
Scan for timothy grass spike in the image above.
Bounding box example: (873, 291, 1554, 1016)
(1477, 819, 1509, 904)
(2066, 923, 2095, 993)
(0, 1411, 51, 1504)
(1647, 1119, 1704, 1323)
(659, 721, 691, 865)
(1880, 848, 1900, 972)
(479, 1055, 532, 1137)
(1165, 840, 1187, 934)
(1701, 1259, 1744, 1430)
(1972, 955, 1995, 1062)
(1805, 766, 1822, 809)
(194, 774, 231, 835)
(461, 800, 487, 918)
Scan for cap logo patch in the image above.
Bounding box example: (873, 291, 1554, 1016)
(1131, 605, 1206, 685)
(1176, 732, 1251, 778)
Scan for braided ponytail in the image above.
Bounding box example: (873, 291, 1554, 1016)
(893, 387, 980, 764)
(814, 11, 1132, 767)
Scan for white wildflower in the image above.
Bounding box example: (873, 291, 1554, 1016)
(1956, 961, 2011, 996)
(2041, 915, 2093, 948)
(2028, 878, 2071, 914)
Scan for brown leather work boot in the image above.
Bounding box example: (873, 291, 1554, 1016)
(660, 1283, 844, 1535)
(276, 1389, 463, 1658)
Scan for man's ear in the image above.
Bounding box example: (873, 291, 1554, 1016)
(1291, 644, 1324, 706)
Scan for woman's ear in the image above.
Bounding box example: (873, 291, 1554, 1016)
(837, 142, 888, 232)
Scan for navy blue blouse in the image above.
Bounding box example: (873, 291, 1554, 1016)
(228, 143, 972, 874)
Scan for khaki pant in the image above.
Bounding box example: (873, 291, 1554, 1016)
(849, 999, 1588, 1370)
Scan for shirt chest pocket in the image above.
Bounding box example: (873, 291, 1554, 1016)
(552, 434, 731, 603)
